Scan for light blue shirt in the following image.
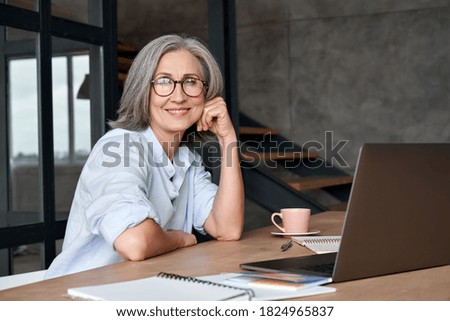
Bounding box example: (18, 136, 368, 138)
(45, 127, 218, 278)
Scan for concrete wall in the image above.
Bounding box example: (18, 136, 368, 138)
(118, 0, 450, 172)
(117, 0, 208, 47)
(236, 0, 450, 171)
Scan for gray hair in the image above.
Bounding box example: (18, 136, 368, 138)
(109, 34, 224, 131)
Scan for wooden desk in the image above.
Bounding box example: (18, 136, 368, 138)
(1, 211, 449, 300)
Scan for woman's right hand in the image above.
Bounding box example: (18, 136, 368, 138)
(114, 219, 197, 261)
(167, 229, 197, 248)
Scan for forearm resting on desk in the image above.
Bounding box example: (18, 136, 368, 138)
(114, 218, 197, 261)
(204, 138, 244, 241)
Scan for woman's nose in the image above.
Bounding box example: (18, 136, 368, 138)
(171, 82, 187, 101)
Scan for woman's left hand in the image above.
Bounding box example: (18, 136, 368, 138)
(197, 97, 236, 141)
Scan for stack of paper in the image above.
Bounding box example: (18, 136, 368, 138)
(200, 272, 335, 301)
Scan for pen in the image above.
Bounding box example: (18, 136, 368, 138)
(281, 239, 293, 251)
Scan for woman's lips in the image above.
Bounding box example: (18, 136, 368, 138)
(166, 107, 190, 115)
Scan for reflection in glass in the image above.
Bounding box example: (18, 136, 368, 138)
(53, 57, 70, 161)
(12, 243, 42, 274)
(51, 0, 102, 27)
(7, 32, 92, 223)
(6, 28, 36, 45)
(12, 240, 62, 274)
(6, 0, 37, 11)
(5, 2, 37, 41)
(52, 37, 90, 219)
(8, 57, 41, 219)
(73, 55, 91, 156)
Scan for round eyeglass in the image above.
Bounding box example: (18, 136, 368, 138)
(150, 77, 208, 97)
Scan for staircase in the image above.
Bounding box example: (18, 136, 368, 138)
(116, 44, 352, 215)
(117, 43, 137, 87)
(239, 113, 352, 214)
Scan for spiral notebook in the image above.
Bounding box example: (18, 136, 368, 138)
(67, 272, 335, 301)
(67, 272, 254, 301)
(292, 236, 341, 254)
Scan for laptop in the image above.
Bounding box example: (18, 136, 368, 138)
(241, 143, 450, 282)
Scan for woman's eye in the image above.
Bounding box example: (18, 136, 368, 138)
(183, 78, 197, 86)
(157, 77, 172, 85)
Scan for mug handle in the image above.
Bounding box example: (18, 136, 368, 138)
(271, 213, 285, 232)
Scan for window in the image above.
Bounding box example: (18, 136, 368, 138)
(8, 53, 91, 222)
(0, 1, 118, 276)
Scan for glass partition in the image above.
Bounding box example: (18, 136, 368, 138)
(5, 0, 37, 11)
(73, 55, 91, 156)
(12, 242, 42, 274)
(52, 37, 92, 220)
(7, 29, 41, 225)
(52, 0, 101, 27)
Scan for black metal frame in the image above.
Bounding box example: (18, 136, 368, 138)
(0, 3, 9, 275)
(205, 0, 239, 185)
(207, 0, 239, 136)
(0, 1, 118, 274)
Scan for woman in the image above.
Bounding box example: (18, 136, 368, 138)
(45, 34, 244, 278)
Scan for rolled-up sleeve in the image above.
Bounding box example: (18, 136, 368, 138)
(191, 164, 218, 233)
(81, 134, 159, 246)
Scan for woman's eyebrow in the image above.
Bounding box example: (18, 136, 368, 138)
(154, 72, 201, 78)
(154, 72, 172, 77)
(183, 73, 201, 78)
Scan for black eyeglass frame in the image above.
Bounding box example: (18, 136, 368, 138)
(150, 77, 208, 97)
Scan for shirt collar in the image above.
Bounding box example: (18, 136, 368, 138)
(141, 126, 199, 175)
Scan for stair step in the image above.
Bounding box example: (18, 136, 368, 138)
(118, 56, 134, 72)
(118, 72, 127, 86)
(241, 151, 318, 162)
(117, 43, 138, 86)
(286, 175, 353, 191)
(240, 126, 279, 136)
(118, 43, 139, 56)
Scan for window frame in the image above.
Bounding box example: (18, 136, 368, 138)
(0, 1, 118, 275)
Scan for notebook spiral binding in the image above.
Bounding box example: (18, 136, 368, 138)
(157, 272, 255, 299)
(303, 237, 340, 244)
(293, 236, 341, 254)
